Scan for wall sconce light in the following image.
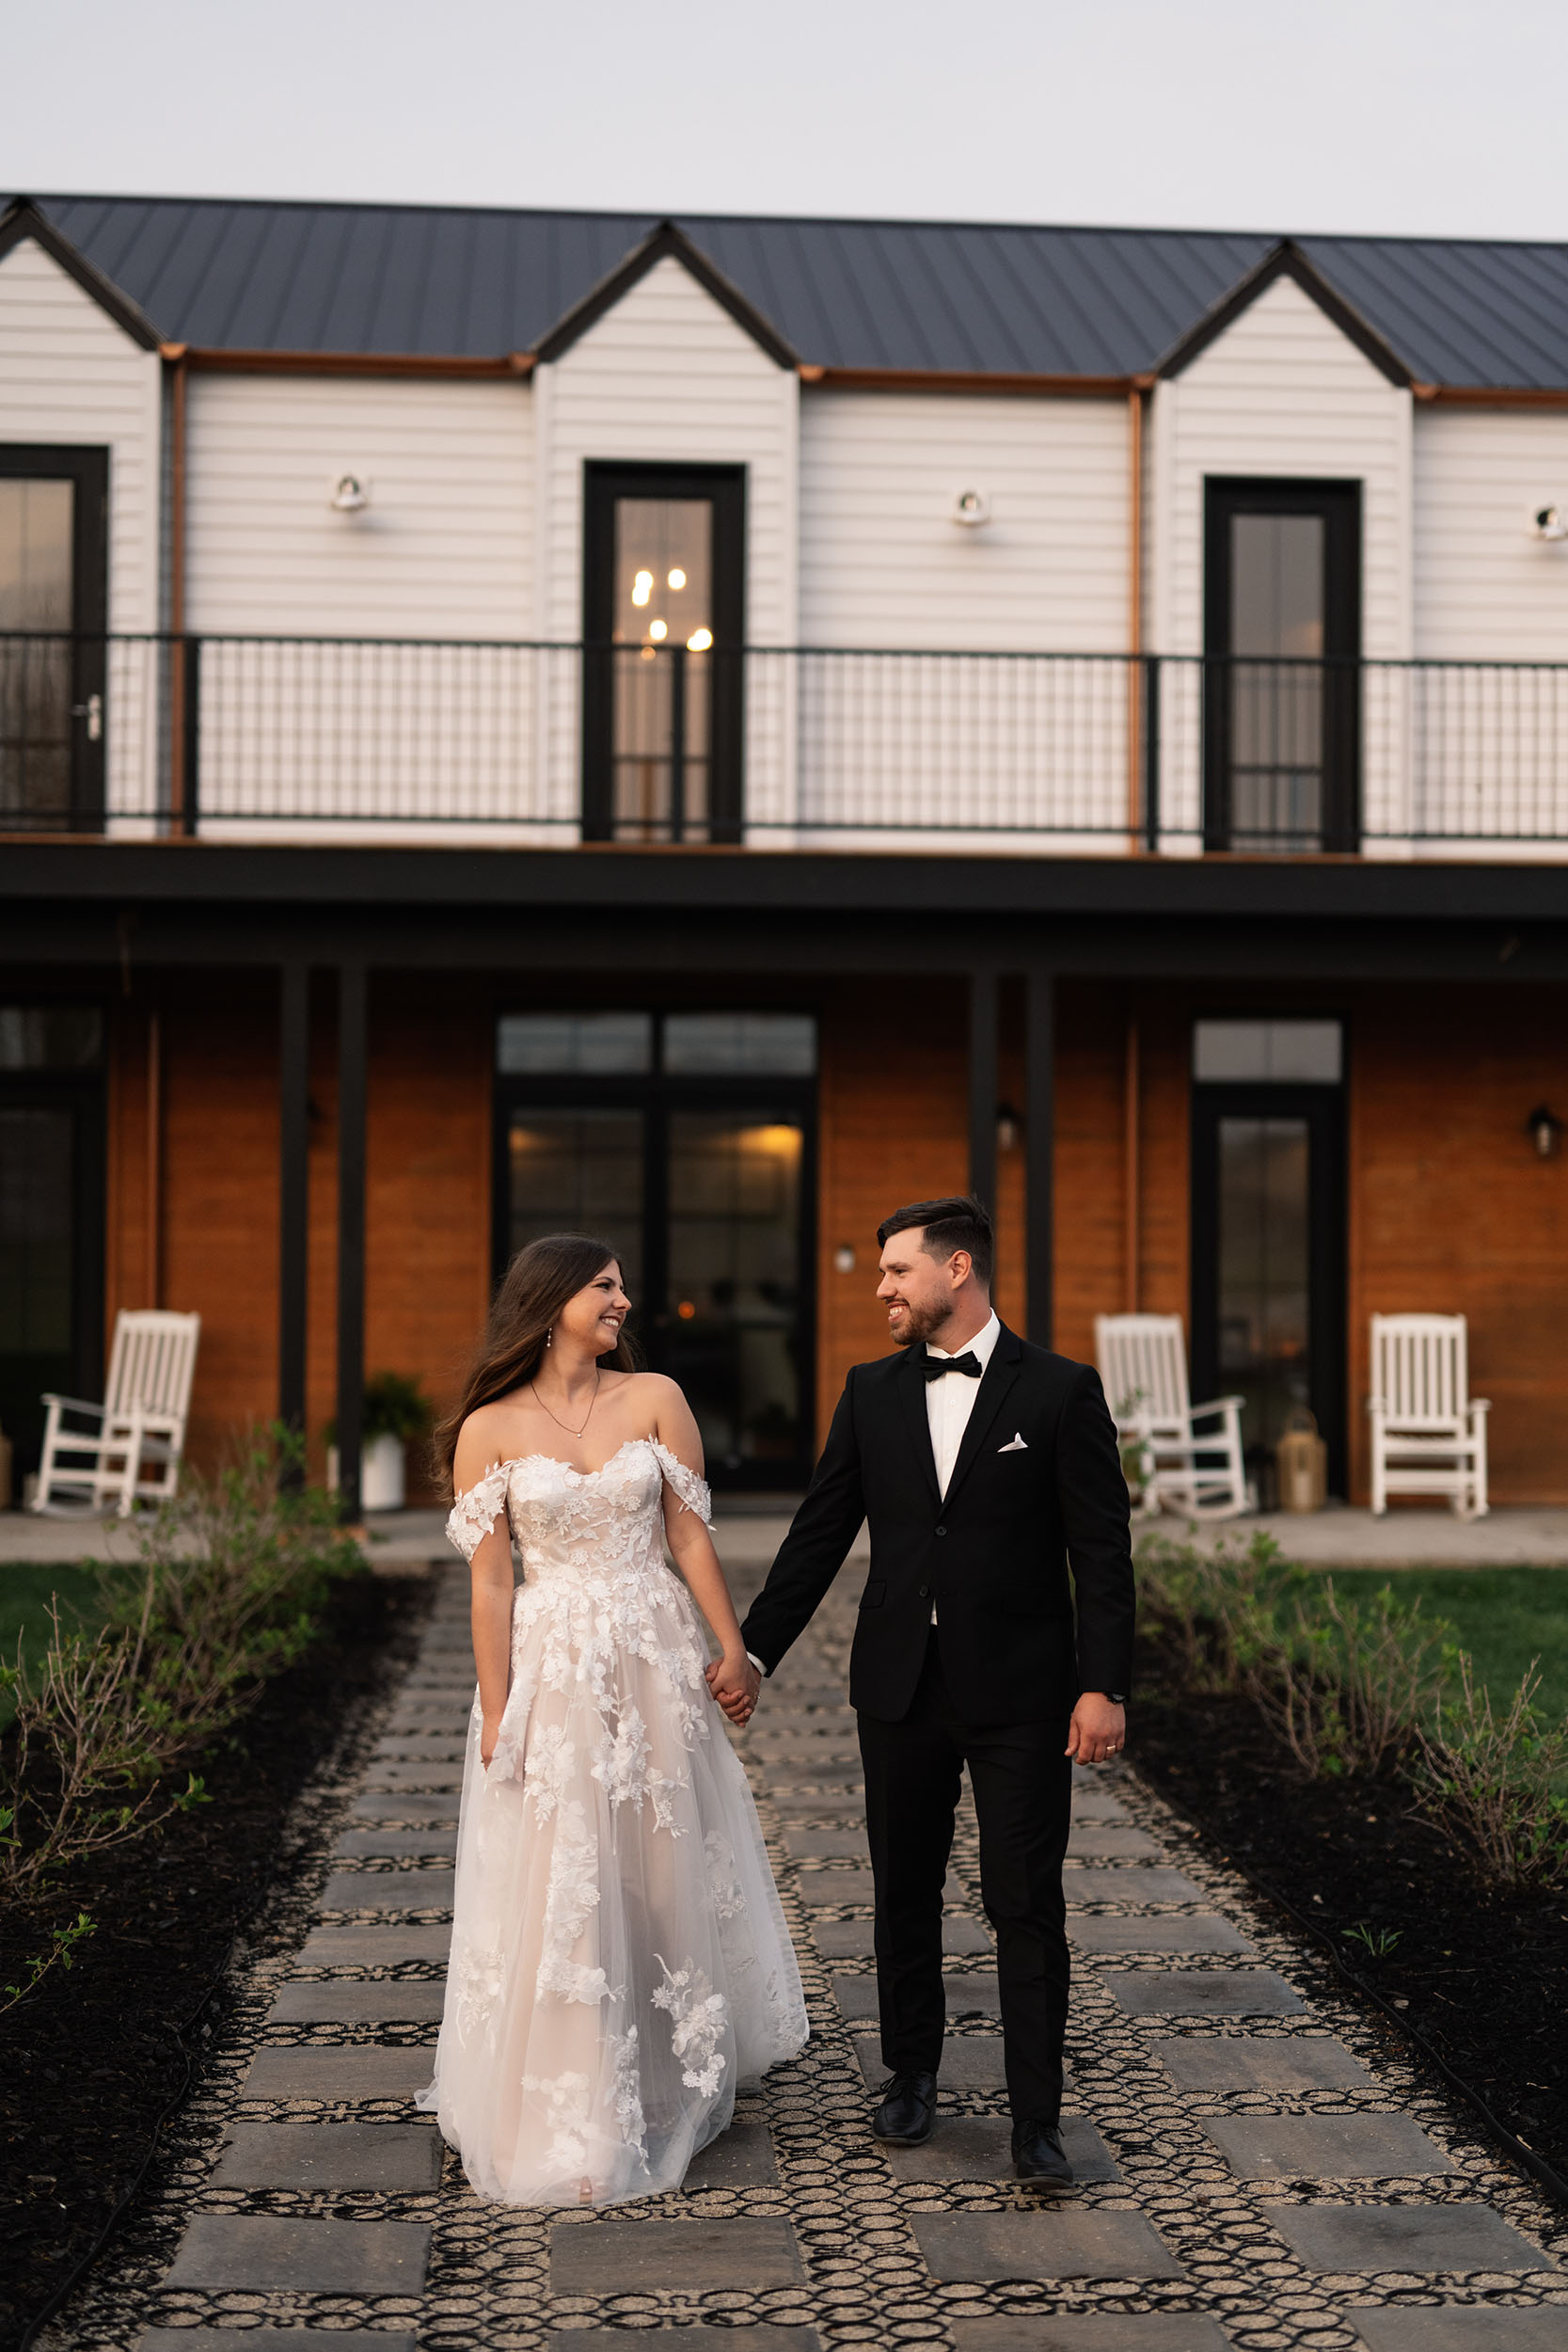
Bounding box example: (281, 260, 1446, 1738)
(1527, 1103, 1562, 1158)
(329, 473, 371, 512)
(1529, 504, 1568, 542)
(833, 1243, 857, 1274)
(952, 488, 991, 528)
(996, 1101, 1020, 1152)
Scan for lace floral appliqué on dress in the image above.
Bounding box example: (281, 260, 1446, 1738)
(417, 1438, 808, 2206)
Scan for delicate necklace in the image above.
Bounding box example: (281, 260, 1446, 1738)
(530, 1367, 600, 1439)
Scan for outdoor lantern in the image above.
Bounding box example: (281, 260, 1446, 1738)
(996, 1101, 1020, 1151)
(1527, 1103, 1563, 1158)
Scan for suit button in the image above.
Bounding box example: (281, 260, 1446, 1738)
(918, 1583, 930, 1597)
(934, 1524, 947, 1536)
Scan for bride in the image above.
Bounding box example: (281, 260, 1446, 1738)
(417, 1232, 808, 2207)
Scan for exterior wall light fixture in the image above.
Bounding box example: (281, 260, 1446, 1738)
(833, 1244, 857, 1274)
(952, 488, 991, 527)
(330, 473, 371, 512)
(1527, 1103, 1563, 1157)
(1529, 504, 1568, 541)
(996, 1101, 1021, 1151)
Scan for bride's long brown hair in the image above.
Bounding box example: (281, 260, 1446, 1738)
(433, 1233, 640, 1487)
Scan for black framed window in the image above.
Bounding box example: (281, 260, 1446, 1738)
(0, 1003, 105, 1480)
(1204, 478, 1360, 854)
(0, 446, 109, 833)
(581, 463, 745, 846)
(493, 1009, 816, 1488)
(1189, 1018, 1346, 1502)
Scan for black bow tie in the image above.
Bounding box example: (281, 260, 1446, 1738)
(921, 1351, 983, 1381)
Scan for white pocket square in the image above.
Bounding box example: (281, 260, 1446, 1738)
(998, 1433, 1028, 1452)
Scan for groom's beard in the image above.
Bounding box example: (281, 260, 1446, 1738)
(891, 1295, 956, 1349)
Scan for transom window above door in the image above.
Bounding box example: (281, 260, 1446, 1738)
(581, 464, 745, 848)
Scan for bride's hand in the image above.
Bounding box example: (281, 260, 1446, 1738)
(706, 1651, 761, 1726)
(481, 1716, 502, 1768)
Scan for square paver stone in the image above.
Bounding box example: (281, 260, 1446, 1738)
(361, 1762, 465, 1789)
(553, 2334, 819, 2352)
(785, 1827, 870, 1859)
(213, 2122, 442, 2190)
(914, 2210, 1183, 2282)
(682, 2116, 778, 2188)
(1071, 1915, 1251, 1956)
(855, 2035, 1010, 2091)
(140, 2336, 418, 2352)
(350, 1792, 461, 1822)
(816, 1915, 990, 1958)
(768, 1788, 867, 1814)
(884, 2114, 1118, 2185)
(242, 2045, 434, 2102)
(1110, 1968, 1304, 2016)
(1064, 1867, 1206, 1903)
(1350, 2310, 1568, 2351)
(833, 1973, 1002, 2020)
(1152, 2037, 1371, 2092)
(373, 1738, 467, 1759)
(318, 1867, 454, 1914)
(269, 1978, 446, 2025)
(1066, 1826, 1164, 1859)
(332, 1829, 456, 1860)
(1270, 2202, 1554, 2275)
(549, 2216, 804, 2294)
(1206, 2113, 1459, 2181)
(298, 1923, 450, 1966)
(165, 2214, 430, 2293)
(949, 2321, 1232, 2352)
(755, 1745, 861, 1766)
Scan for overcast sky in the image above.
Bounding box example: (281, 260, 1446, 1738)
(6, 0, 1567, 241)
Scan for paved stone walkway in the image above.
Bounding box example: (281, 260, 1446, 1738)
(47, 1553, 1568, 2352)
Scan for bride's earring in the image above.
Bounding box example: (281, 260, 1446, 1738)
(546, 1327, 552, 1348)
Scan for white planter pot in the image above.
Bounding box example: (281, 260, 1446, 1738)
(327, 1433, 406, 1513)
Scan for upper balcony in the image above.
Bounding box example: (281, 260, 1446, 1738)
(8, 631, 1568, 859)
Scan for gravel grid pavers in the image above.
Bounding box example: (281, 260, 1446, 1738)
(39, 1565, 1568, 2352)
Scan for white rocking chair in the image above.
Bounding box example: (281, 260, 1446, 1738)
(1095, 1312, 1248, 1520)
(1369, 1313, 1489, 1518)
(33, 1310, 201, 1518)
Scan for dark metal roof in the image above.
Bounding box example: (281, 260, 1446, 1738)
(12, 194, 1568, 388)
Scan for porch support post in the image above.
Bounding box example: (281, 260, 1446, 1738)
(967, 966, 999, 1213)
(336, 960, 368, 1522)
(1025, 966, 1054, 1347)
(278, 960, 309, 1460)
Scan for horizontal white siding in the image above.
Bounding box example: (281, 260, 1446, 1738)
(1414, 407, 1568, 660)
(799, 389, 1132, 651)
(538, 256, 798, 649)
(0, 236, 161, 634)
(185, 373, 533, 638)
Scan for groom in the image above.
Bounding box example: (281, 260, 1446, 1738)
(736, 1196, 1134, 2185)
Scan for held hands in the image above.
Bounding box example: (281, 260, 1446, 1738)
(706, 1649, 762, 1727)
(1066, 1692, 1126, 1766)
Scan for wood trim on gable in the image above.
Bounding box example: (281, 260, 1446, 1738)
(171, 347, 534, 379)
(532, 219, 800, 371)
(1157, 239, 1412, 389)
(0, 199, 163, 350)
(799, 365, 1151, 397)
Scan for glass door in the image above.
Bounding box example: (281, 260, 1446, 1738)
(495, 1011, 815, 1487)
(1191, 1081, 1346, 1503)
(581, 465, 745, 845)
(0, 1008, 105, 1480)
(1203, 479, 1360, 853)
(0, 447, 108, 832)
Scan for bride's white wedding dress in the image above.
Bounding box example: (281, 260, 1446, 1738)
(418, 1436, 808, 2207)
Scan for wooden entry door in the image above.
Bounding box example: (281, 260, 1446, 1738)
(1190, 1083, 1346, 1501)
(0, 446, 108, 832)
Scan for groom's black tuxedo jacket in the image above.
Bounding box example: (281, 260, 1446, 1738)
(740, 1326, 1134, 1726)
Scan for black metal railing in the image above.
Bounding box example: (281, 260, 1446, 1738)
(8, 632, 1568, 851)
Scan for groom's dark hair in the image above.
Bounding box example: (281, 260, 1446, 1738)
(878, 1195, 993, 1290)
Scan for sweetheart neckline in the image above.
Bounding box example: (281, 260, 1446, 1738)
(479, 1434, 658, 1485)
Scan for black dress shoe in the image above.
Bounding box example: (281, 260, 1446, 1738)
(1012, 2118, 1073, 2185)
(872, 2070, 938, 2144)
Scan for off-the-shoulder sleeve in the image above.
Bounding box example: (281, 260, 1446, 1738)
(650, 1438, 712, 1525)
(446, 1464, 511, 1562)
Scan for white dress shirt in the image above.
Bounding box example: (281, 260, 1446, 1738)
(924, 1309, 1000, 1621)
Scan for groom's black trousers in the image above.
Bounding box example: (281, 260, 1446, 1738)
(858, 1629, 1073, 2123)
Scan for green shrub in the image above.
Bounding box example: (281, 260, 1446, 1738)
(1411, 1655, 1568, 1891)
(324, 1371, 435, 1448)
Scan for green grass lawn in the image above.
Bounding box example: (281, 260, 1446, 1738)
(0, 1564, 106, 1725)
(1318, 1566, 1568, 1722)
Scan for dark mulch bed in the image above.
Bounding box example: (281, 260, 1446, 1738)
(0, 1566, 435, 2351)
(1135, 1633, 1568, 2193)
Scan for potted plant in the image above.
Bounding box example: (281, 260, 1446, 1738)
(325, 1372, 434, 1513)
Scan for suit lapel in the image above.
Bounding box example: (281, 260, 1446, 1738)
(942, 1326, 1025, 1508)
(895, 1346, 942, 1507)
